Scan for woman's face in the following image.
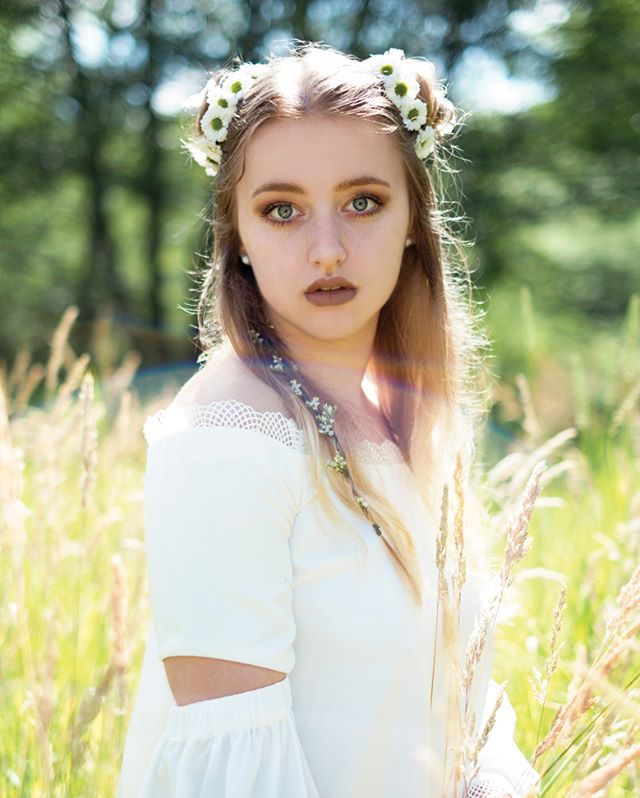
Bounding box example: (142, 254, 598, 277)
(235, 114, 411, 351)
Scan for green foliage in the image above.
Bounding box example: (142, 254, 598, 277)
(2, 0, 638, 365)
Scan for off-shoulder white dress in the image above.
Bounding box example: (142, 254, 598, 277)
(118, 399, 538, 798)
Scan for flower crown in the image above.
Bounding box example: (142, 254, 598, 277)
(185, 49, 454, 177)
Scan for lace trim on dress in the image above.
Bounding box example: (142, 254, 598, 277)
(468, 781, 510, 798)
(143, 399, 404, 465)
(143, 399, 307, 452)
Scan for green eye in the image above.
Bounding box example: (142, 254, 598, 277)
(276, 205, 293, 219)
(352, 196, 370, 212)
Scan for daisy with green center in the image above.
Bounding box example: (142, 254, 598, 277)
(385, 73, 421, 109)
(415, 126, 436, 159)
(366, 48, 405, 81)
(399, 97, 428, 131)
(363, 49, 444, 162)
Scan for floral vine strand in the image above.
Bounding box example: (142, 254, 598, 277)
(251, 327, 385, 539)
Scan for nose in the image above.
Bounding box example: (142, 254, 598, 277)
(307, 212, 347, 272)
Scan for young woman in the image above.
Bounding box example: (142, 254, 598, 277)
(118, 44, 539, 797)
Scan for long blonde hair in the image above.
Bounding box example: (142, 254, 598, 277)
(192, 44, 489, 604)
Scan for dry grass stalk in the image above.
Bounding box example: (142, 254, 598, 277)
(79, 372, 98, 511)
(533, 585, 567, 750)
(15, 363, 45, 412)
(604, 564, 640, 644)
(516, 373, 542, 444)
(45, 305, 78, 394)
(498, 460, 545, 589)
(486, 428, 572, 496)
(578, 708, 615, 776)
(547, 585, 567, 681)
(70, 664, 115, 769)
(33, 606, 59, 784)
(463, 461, 546, 700)
(453, 452, 467, 620)
(570, 742, 640, 797)
(431, 483, 450, 707)
(105, 351, 143, 408)
(111, 553, 129, 706)
(611, 375, 640, 434)
(468, 681, 506, 776)
(6, 346, 30, 395)
(534, 624, 638, 762)
(56, 353, 91, 403)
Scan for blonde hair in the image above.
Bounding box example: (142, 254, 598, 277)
(192, 44, 489, 604)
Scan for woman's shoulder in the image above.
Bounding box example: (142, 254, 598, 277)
(143, 342, 305, 453)
(176, 341, 288, 415)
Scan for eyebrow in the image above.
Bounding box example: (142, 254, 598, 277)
(251, 175, 392, 198)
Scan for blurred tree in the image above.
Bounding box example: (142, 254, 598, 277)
(458, 0, 639, 320)
(3, 0, 637, 369)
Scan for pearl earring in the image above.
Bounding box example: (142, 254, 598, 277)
(405, 237, 414, 248)
(241, 254, 251, 265)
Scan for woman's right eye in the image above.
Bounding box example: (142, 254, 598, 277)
(262, 202, 300, 223)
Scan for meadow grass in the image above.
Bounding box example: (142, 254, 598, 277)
(0, 296, 638, 796)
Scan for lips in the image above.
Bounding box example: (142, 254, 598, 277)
(305, 277, 356, 294)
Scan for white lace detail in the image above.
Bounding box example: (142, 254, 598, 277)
(468, 782, 509, 797)
(351, 437, 404, 466)
(143, 399, 306, 452)
(469, 772, 526, 797)
(142, 399, 404, 465)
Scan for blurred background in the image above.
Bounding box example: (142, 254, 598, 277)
(1, 0, 638, 430)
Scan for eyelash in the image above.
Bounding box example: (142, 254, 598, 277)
(260, 193, 384, 227)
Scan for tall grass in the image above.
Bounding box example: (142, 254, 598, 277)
(0, 296, 638, 796)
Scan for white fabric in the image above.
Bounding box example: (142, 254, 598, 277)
(118, 399, 539, 798)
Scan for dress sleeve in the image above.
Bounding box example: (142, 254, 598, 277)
(468, 681, 540, 798)
(139, 423, 320, 798)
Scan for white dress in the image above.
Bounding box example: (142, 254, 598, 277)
(118, 399, 539, 798)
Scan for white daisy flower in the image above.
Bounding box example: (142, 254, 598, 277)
(205, 87, 236, 122)
(187, 136, 222, 176)
(222, 64, 260, 104)
(383, 48, 406, 63)
(385, 73, 421, 109)
(200, 103, 230, 144)
(400, 97, 428, 131)
(415, 127, 436, 159)
(365, 48, 405, 81)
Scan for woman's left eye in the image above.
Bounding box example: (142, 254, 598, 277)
(347, 195, 381, 214)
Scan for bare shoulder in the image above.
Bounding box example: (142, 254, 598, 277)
(174, 341, 289, 417)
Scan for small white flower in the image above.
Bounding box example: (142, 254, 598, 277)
(289, 379, 303, 396)
(206, 87, 236, 122)
(200, 103, 230, 144)
(222, 64, 260, 103)
(270, 355, 285, 372)
(383, 48, 406, 63)
(415, 126, 436, 159)
(385, 73, 421, 109)
(186, 136, 222, 177)
(366, 48, 405, 81)
(400, 97, 428, 130)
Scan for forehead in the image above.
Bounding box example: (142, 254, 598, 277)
(237, 115, 406, 191)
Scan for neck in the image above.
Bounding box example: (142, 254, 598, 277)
(276, 325, 377, 414)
